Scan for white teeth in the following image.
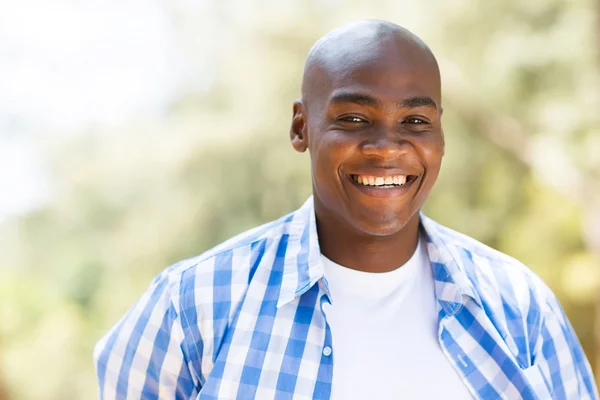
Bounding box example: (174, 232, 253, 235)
(354, 175, 409, 186)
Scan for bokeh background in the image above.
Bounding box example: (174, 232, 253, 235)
(1, 0, 600, 398)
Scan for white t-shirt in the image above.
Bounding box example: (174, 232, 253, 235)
(321, 235, 473, 399)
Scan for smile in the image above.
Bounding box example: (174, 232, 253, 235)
(350, 174, 417, 187)
(345, 173, 420, 198)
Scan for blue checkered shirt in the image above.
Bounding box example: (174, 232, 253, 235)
(94, 196, 598, 399)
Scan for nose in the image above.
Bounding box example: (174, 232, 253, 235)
(360, 127, 411, 158)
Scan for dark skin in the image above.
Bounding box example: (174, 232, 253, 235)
(290, 20, 445, 273)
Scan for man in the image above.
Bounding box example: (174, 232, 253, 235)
(94, 20, 598, 399)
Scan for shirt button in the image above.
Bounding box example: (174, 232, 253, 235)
(323, 346, 332, 356)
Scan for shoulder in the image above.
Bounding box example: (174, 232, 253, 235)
(427, 217, 551, 291)
(423, 216, 555, 319)
(155, 211, 294, 302)
(423, 217, 568, 365)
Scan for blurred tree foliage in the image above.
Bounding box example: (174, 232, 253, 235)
(1, 0, 599, 398)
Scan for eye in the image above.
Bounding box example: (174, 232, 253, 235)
(404, 117, 428, 125)
(338, 115, 367, 124)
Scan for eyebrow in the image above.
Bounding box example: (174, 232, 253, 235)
(329, 92, 382, 108)
(397, 96, 437, 110)
(329, 92, 437, 110)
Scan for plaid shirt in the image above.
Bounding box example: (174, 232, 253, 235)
(94, 196, 598, 399)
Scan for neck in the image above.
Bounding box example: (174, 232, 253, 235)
(316, 210, 421, 273)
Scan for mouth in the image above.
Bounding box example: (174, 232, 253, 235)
(345, 173, 420, 198)
(350, 174, 418, 187)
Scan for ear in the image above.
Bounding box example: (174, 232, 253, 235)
(290, 100, 308, 153)
(440, 108, 445, 156)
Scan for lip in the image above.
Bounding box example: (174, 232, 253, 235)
(343, 172, 421, 198)
(345, 167, 416, 177)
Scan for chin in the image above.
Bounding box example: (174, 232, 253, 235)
(348, 205, 421, 237)
(353, 215, 411, 237)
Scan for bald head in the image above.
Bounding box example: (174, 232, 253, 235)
(301, 20, 440, 107)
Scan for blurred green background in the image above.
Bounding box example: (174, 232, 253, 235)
(1, 0, 599, 398)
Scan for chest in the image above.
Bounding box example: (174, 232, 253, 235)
(195, 286, 550, 400)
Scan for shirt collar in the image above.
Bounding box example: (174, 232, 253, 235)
(277, 196, 482, 314)
(419, 214, 483, 315)
(277, 196, 327, 308)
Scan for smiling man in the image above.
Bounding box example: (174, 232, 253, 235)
(94, 20, 598, 399)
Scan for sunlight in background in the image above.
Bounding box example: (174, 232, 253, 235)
(1, 1, 179, 129)
(0, 0, 220, 220)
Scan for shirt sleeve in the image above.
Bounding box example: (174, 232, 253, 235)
(532, 288, 599, 399)
(93, 273, 200, 399)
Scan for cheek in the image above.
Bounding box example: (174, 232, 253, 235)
(310, 133, 358, 202)
(412, 135, 444, 197)
(311, 132, 355, 173)
(418, 135, 444, 168)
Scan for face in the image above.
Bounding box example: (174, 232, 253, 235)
(291, 42, 444, 237)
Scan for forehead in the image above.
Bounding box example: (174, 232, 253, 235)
(310, 40, 441, 106)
